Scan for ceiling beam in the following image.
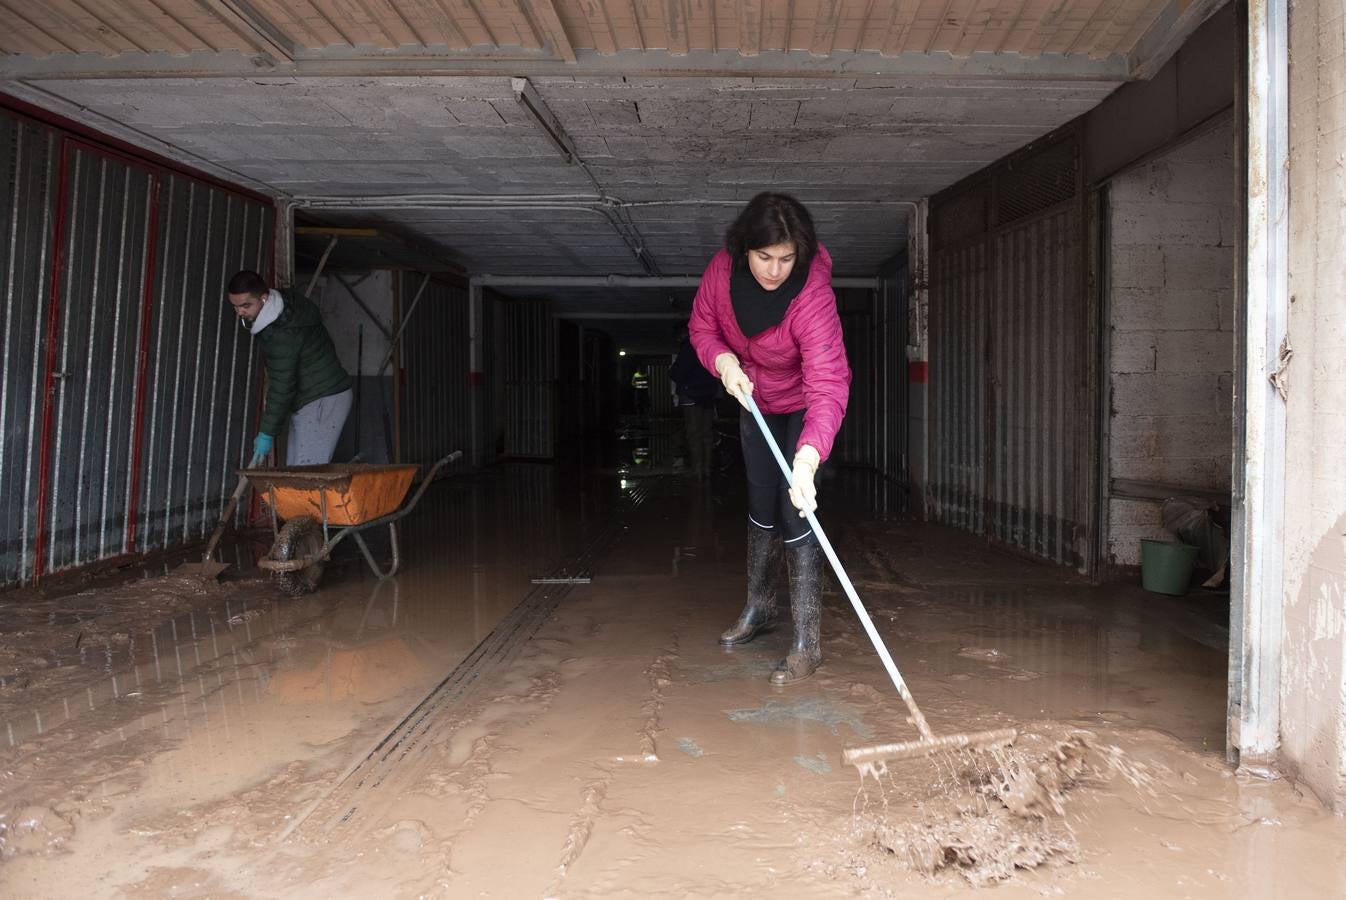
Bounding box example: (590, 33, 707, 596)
(195, 0, 296, 62)
(1129, 0, 1230, 79)
(0, 47, 1132, 82)
(520, 0, 577, 62)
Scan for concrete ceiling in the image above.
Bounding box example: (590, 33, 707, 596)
(0, 0, 1227, 351)
(13, 73, 1114, 279)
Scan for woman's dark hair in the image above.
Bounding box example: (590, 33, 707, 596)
(227, 269, 269, 297)
(725, 193, 817, 270)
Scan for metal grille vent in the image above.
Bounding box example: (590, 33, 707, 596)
(996, 140, 1078, 225)
(932, 186, 988, 247)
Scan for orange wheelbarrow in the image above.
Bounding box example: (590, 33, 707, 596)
(247, 452, 461, 595)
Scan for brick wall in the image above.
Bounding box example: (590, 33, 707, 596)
(1106, 119, 1237, 567)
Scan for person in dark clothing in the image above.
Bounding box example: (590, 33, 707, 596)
(689, 193, 851, 685)
(226, 270, 352, 465)
(669, 324, 721, 479)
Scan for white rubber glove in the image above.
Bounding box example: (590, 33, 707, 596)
(714, 353, 754, 409)
(789, 444, 821, 517)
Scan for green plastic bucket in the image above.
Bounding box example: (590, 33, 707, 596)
(1140, 539, 1199, 595)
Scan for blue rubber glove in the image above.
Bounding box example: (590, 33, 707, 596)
(253, 433, 274, 458)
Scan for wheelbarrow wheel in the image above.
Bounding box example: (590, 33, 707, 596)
(273, 516, 325, 596)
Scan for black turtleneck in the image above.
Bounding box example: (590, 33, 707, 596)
(730, 261, 807, 339)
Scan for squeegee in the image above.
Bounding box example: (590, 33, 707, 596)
(742, 394, 1017, 775)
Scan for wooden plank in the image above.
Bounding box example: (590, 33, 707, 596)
(634, 0, 665, 52)
(562, 0, 613, 53)
(1020, 0, 1071, 58)
(396, 0, 469, 48)
(1051, 0, 1107, 55)
(527, 0, 578, 60)
(740, 0, 762, 55)
(811, 0, 843, 55)
(22, 0, 134, 54)
(952, 0, 999, 56)
(1115, 0, 1173, 58)
(880, 0, 923, 56)
(357, 0, 423, 46)
(301, 0, 387, 47)
(922, 0, 960, 53)
(0, 2, 81, 54)
(193, 0, 298, 55)
(87, 0, 189, 53)
(1088, 0, 1151, 57)
(246, 0, 341, 48)
(971, 0, 1018, 53)
(437, 0, 498, 45)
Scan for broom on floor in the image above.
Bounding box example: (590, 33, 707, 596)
(742, 394, 1017, 775)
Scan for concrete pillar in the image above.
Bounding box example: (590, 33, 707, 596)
(1277, 0, 1346, 810)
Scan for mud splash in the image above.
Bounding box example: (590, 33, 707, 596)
(851, 732, 1153, 887)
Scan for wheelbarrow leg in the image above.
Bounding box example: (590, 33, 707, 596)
(352, 525, 400, 580)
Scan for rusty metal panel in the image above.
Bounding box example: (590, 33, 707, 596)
(41, 148, 152, 574)
(0, 117, 57, 585)
(399, 274, 471, 465)
(0, 113, 274, 587)
(134, 173, 272, 553)
(497, 298, 556, 459)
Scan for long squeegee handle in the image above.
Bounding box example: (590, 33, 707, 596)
(743, 394, 935, 742)
(200, 451, 266, 564)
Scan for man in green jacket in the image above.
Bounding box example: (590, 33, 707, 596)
(227, 270, 353, 465)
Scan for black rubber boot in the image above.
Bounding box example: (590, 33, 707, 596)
(771, 540, 823, 685)
(719, 527, 782, 646)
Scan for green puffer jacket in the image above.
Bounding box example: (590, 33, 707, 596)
(256, 291, 352, 437)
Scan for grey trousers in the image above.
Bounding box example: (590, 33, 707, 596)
(286, 388, 353, 465)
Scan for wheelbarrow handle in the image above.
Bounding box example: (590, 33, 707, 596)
(199, 451, 266, 563)
(394, 450, 463, 518)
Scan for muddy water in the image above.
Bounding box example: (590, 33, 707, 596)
(3, 463, 1345, 898)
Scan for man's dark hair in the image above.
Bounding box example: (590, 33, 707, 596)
(725, 193, 817, 270)
(227, 270, 269, 297)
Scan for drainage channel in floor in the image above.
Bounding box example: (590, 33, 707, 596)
(281, 479, 660, 844)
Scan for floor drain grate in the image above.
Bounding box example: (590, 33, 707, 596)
(279, 480, 661, 844)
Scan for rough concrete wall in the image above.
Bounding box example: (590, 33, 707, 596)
(1280, 0, 1346, 810)
(1106, 120, 1237, 566)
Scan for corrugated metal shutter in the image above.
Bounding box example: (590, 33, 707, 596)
(929, 131, 1093, 568)
(0, 109, 273, 586)
(497, 297, 556, 459)
(399, 274, 471, 466)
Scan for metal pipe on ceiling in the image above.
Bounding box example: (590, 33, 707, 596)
(294, 194, 917, 211)
(474, 274, 882, 288)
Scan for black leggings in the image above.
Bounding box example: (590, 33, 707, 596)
(740, 408, 815, 545)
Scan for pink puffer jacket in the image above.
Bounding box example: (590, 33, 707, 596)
(689, 245, 851, 461)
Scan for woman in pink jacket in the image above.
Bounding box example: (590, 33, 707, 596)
(689, 193, 851, 685)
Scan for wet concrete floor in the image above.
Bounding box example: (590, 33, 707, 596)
(2, 444, 1345, 897)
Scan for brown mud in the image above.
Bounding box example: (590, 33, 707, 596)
(2, 464, 1345, 898)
